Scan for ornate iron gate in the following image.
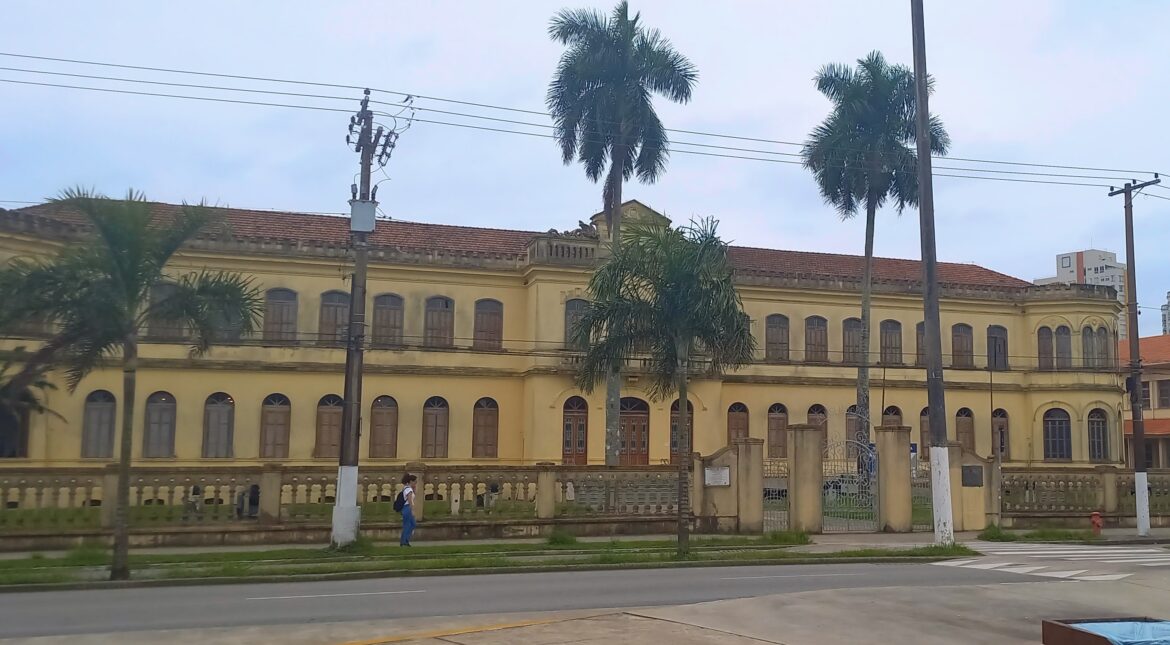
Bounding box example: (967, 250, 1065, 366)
(911, 463, 933, 531)
(822, 439, 878, 533)
(763, 458, 789, 531)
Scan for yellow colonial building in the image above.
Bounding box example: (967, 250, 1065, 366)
(0, 200, 1125, 469)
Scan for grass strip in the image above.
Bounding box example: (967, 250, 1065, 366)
(978, 525, 1101, 543)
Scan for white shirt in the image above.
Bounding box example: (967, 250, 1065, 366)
(402, 485, 414, 506)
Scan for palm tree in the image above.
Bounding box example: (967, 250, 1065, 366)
(0, 189, 262, 580)
(801, 51, 950, 447)
(572, 218, 755, 555)
(547, 1, 698, 466)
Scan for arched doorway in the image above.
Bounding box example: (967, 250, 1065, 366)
(670, 399, 694, 465)
(562, 397, 588, 465)
(619, 397, 649, 466)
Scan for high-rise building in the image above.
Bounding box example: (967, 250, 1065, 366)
(1036, 249, 1128, 338)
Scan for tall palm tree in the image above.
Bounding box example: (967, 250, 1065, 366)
(801, 51, 950, 447)
(572, 218, 755, 555)
(547, 1, 698, 466)
(0, 189, 262, 580)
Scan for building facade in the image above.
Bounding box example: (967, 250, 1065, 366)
(1036, 249, 1128, 338)
(1120, 335, 1170, 469)
(0, 200, 1125, 469)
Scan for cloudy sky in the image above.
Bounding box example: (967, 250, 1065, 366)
(2, 1, 1168, 334)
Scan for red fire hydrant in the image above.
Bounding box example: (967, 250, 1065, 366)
(1090, 511, 1103, 536)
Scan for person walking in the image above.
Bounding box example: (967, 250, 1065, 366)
(396, 473, 417, 547)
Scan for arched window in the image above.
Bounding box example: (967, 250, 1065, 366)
(263, 288, 298, 343)
(0, 391, 31, 459)
(804, 316, 828, 363)
(919, 407, 931, 460)
(473, 300, 504, 350)
(1088, 408, 1109, 462)
(670, 399, 694, 465)
(472, 397, 499, 458)
(767, 403, 788, 458)
(1043, 408, 1072, 460)
(147, 283, 184, 340)
(727, 402, 749, 443)
(81, 390, 116, 458)
(314, 395, 344, 458)
(143, 392, 177, 458)
(843, 318, 864, 364)
(620, 397, 650, 466)
(563, 396, 588, 465)
(882, 405, 903, 427)
(369, 396, 398, 458)
(1038, 326, 1054, 370)
(1096, 327, 1111, 367)
(956, 408, 975, 453)
(202, 392, 235, 458)
(371, 294, 404, 347)
(845, 404, 862, 450)
(951, 324, 974, 368)
(1055, 325, 1072, 369)
(987, 325, 1009, 371)
(259, 394, 291, 459)
(564, 299, 588, 349)
(915, 322, 926, 367)
(880, 320, 902, 365)
(318, 291, 349, 346)
(1082, 326, 1097, 369)
(993, 409, 1009, 460)
(422, 396, 449, 458)
(808, 404, 828, 429)
(424, 297, 455, 348)
(765, 314, 790, 362)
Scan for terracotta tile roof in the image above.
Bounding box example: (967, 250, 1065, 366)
(1125, 419, 1170, 436)
(7, 200, 1030, 289)
(1119, 335, 1170, 366)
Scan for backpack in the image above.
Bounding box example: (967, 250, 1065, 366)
(393, 491, 406, 513)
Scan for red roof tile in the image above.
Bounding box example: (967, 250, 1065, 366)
(7, 200, 1030, 289)
(1119, 335, 1170, 366)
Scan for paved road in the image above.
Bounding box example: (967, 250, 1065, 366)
(0, 563, 1025, 639)
(936, 541, 1170, 581)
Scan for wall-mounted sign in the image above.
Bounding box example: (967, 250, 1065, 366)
(704, 466, 730, 487)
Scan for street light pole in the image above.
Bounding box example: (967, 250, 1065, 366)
(910, 0, 955, 545)
(1110, 175, 1161, 536)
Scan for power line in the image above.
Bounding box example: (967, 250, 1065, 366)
(0, 51, 1158, 178)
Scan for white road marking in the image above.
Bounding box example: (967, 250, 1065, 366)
(996, 566, 1047, 574)
(964, 562, 1016, 570)
(1073, 574, 1132, 581)
(1140, 561, 1170, 567)
(720, 573, 862, 580)
(247, 590, 426, 601)
(1031, 570, 1089, 578)
(1097, 557, 1170, 564)
(933, 559, 980, 567)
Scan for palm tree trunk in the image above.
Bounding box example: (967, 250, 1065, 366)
(110, 333, 137, 581)
(856, 198, 876, 446)
(604, 154, 625, 467)
(675, 336, 691, 557)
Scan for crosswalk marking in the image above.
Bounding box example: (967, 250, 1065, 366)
(927, 541, 1169, 581)
(1098, 557, 1170, 564)
(1073, 574, 1131, 581)
(996, 565, 1046, 574)
(965, 561, 1016, 569)
(1140, 561, 1170, 567)
(1032, 569, 1089, 578)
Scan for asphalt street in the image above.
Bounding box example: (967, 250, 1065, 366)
(0, 562, 1024, 638)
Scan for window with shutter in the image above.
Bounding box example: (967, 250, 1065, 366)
(263, 289, 298, 343)
(987, 325, 1008, 371)
(318, 292, 349, 347)
(880, 320, 902, 365)
(919, 407, 931, 460)
(767, 403, 788, 458)
(951, 324, 974, 368)
(425, 297, 455, 348)
(371, 294, 404, 347)
(808, 404, 828, 451)
(805, 316, 828, 363)
(727, 403, 749, 443)
(845, 405, 861, 453)
(765, 314, 790, 362)
(422, 397, 449, 458)
(202, 392, 235, 458)
(620, 398, 650, 466)
(472, 398, 499, 458)
(147, 283, 184, 340)
(915, 322, 926, 367)
(81, 390, 116, 459)
(564, 299, 588, 350)
(1055, 326, 1072, 369)
(992, 409, 1009, 460)
(143, 392, 177, 458)
(369, 396, 398, 458)
(259, 394, 291, 459)
(562, 397, 588, 465)
(956, 408, 975, 453)
(473, 300, 503, 350)
(669, 399, 693, 465)
(1096, 327, 1111, 367)
(882, 405, 902, 427)
(314, 395, 344, 458)
(843, 318, 863, 364)
(1082, 326, 1097, 369)
(1038, 326, 1054, 370)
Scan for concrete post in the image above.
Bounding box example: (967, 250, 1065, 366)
(258, 463, 284, 525)
(1100, 466, 1119, 514)
(406, 461, 426, 522)
(691, 453, 705, 521)
(946, 442, 965, 531)
(100, 464, 118, 529)
(735, 437, 764, 534)
(535, 462, 556, 520)
(788, 423, 824, 534)
(876, 425, 912, 533)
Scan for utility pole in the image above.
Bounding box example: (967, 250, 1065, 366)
(332, 89, 405, 547)
(1110, 175, 1161, 536)
(910, 0, 955, 545)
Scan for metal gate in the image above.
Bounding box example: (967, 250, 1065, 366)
(911, 462, 933, 531)
(822, 439, 878, 533)
(763, 458, 789, 531)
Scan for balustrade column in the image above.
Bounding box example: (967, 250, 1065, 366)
(536, 463, 556, 520)
(259, 463, 284, 525)
(100, 464, 118, 529)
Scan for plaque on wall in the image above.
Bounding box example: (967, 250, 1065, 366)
(704, 466, 731, 487)
(961, 465, 984, 487)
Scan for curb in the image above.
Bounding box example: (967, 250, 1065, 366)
(0, 555, 959, 594)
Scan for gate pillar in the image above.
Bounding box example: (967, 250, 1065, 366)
(876, 425, 911, 532)
(787, 423, 824, 534)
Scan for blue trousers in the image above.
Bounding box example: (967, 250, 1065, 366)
(400, 505, 416, 545)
